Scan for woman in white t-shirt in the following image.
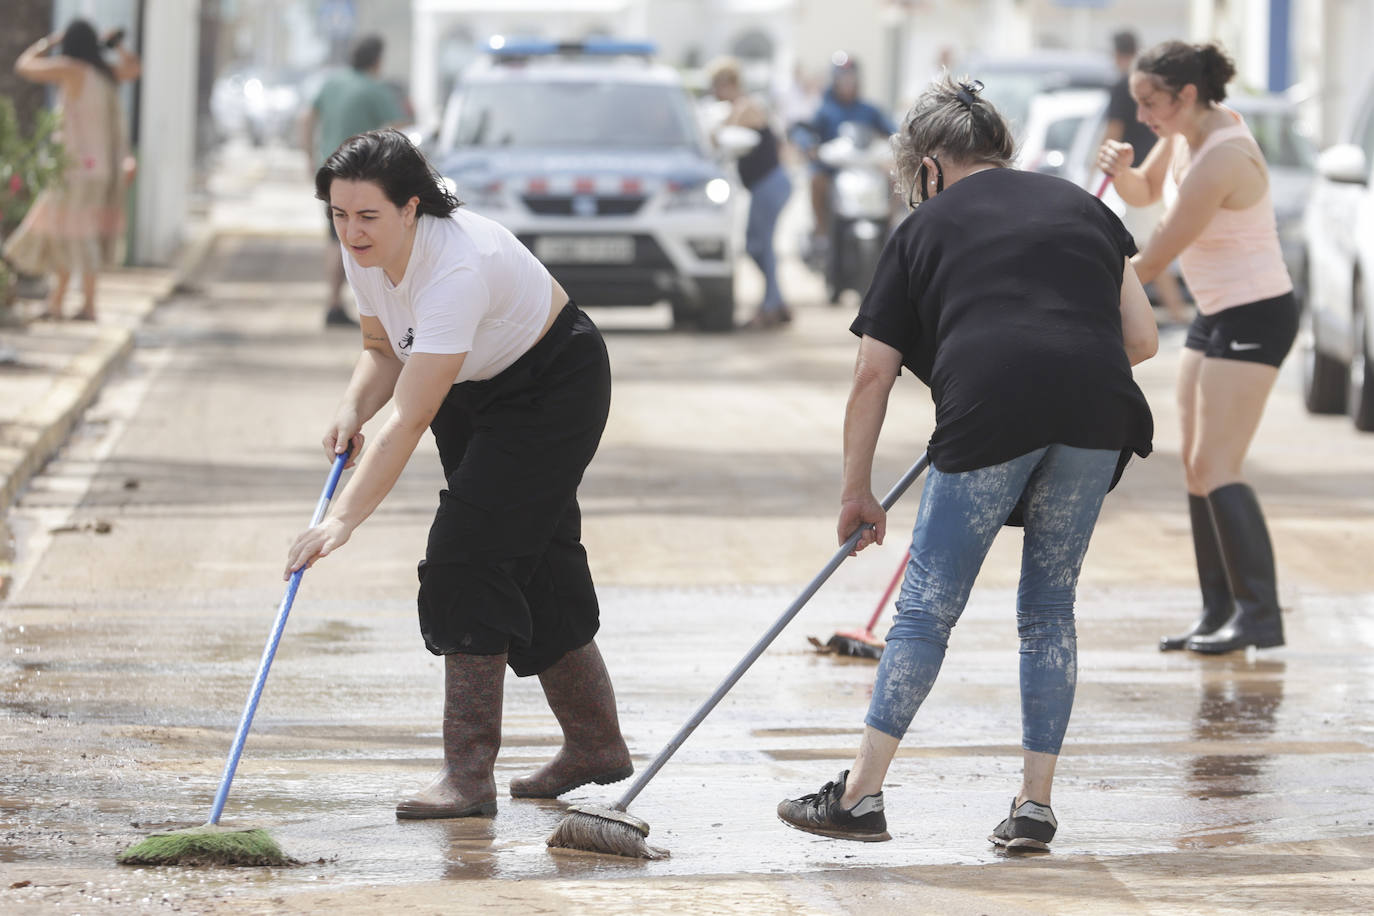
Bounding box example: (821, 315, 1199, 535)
(284, 129, 632, 819)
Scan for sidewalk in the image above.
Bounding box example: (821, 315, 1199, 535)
(0, 141, 317, 519)
(0, 232, 212, 514)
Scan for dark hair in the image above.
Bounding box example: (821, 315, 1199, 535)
(1134, 40, 1236, 105)
(894, 74, 1015, 199)
(351, 34, 384, 72)
(315, 129, 461, 218)
(1112, 30, 1138, 58)
(60, 19, 116, 83)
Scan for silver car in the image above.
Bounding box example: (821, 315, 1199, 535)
(1302, 76, 1374, 430)
(433, 39, 737, 331)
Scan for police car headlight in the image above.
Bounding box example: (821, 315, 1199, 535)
(664, 178, 731, 210)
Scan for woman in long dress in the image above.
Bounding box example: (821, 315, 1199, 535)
(6, 20, 139, 321)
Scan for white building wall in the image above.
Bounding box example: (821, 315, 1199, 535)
(1194, 0, 1374, 147)
(134, 0, 201, 265)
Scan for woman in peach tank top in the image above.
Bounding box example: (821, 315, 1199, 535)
(1097, 40, 1294, 656)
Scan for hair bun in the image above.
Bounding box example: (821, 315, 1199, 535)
(1196, 42, 1236, 103)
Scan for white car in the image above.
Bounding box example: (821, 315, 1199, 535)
(1017, 87, 1109, 191)
(432, 39, 737, 331)
(1302, 77, 1374, 430)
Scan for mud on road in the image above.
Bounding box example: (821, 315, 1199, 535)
(1, 237, 1373, 914)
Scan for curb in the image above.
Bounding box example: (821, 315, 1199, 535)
(0, 224, 219, 513)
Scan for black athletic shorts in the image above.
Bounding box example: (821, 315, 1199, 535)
(1184, 292, 1297, 368)
(417, 302, 611, 677)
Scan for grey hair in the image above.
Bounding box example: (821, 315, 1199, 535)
(893, 73, 1015, 201)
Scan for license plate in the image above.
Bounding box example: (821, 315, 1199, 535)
(534, 236, 634, 264)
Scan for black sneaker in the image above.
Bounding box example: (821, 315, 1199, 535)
(777, 770, 890, 842)
(989, 798, 1057, 851)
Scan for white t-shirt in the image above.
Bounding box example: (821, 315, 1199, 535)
(344, 208, 552, 382)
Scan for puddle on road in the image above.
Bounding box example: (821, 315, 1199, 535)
(2, 586, 1373, 908)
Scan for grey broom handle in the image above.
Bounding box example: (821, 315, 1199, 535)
(611, 452, 931, 813)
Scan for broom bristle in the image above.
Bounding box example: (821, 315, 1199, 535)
(825, 632, 884, 660)
(546, 806, 669, 859)
(117, 825, 297, 867)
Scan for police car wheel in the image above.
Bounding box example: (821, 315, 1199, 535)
(696, 277, 736, 333)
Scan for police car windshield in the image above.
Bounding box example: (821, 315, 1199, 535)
(449, 81, 698, 150)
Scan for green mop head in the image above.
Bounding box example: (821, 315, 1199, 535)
(117, 824, 297, 867)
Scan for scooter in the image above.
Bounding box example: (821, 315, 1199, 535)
(816, 122, 895, 304)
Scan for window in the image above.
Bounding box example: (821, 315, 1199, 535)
(444, 81, 700, 151)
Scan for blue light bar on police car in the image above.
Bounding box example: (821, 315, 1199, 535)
(487, 37, 656, 58)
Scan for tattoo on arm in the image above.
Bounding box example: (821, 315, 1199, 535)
(364, 332, 387, 343)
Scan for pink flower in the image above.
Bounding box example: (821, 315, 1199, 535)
(83, 155, 97, 170)
(7, 175, 21, 194)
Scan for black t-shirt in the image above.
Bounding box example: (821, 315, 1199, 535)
(738, 125, 781, 189)
(851, 168, 1153, 496)
(1107, 75, 1156, 167)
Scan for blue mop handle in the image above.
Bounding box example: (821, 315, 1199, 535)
(207, 449, 351, 825)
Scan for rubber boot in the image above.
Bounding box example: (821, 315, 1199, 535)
(396, 652, 504, 818)
(1160, 495, 1235, 651)
(509, 640, 633, 798)
(1187, 484, 1285, 654)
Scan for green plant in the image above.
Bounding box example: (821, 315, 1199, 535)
(0, 96, 66, 233)
(0, 96, 66, 304)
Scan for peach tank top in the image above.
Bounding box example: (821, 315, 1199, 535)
(1163, 109, 1292, 315)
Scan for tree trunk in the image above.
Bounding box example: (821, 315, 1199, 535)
(1, 0, 55, 133)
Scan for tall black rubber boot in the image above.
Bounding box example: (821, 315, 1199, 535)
(1160, 495, 1235, 651)
(1187, 484, 1285, 654)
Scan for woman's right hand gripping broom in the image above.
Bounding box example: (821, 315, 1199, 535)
(838, 492, 885, 556)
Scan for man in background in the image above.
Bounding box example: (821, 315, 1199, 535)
(1105, 29, 1188, 324)
(806, 53, 895, 260)
(301, 34, 404, 327)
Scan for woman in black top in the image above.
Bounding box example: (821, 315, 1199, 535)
(777, 76, 1157, 851)
(708, 58, 792, 328)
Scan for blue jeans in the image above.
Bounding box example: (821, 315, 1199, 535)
(865, 445, 1118, 755)
(744, 165, 792, 313)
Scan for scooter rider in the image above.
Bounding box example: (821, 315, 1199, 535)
(807, 52, 896, 257)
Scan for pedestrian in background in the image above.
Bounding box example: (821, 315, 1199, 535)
(1104, 30, 1189, 325)
(5, 19, 139, 322)
(301, 33, 404, 328)
(284, 129, 632, 818)
(1099, 40, 1295, 655)
(778, 76, 1156, 851)
(708, 58, 792, 329)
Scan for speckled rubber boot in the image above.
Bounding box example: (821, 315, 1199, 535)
(396, 652, 504, 819)
(510, 641, 632, 798)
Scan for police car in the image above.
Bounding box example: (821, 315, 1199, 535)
(433, 38, 737, 331)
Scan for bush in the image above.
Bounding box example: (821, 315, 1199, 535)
(0, 96, 66, 304)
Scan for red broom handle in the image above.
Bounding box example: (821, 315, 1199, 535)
(863, 557, 908, 637)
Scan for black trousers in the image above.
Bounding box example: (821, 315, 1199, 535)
(418, 303, 610, 677)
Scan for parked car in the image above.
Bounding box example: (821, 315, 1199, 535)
(432, 38, 737, 331)
(962, 51, 1117, 140)
(1017, 87, 1108, 188)
(1302, 77, 1374, 430)
(210, 68, 306, 146)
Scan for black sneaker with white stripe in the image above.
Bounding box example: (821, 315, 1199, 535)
(989, 798, 1058, 850)
(777, 770, 890, 842)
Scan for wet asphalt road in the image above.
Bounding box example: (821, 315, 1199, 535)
(2, 235, 1374, 913)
